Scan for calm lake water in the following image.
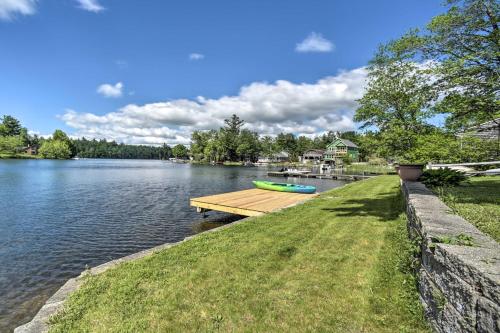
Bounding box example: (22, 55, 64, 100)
(0, 159, 346, 332)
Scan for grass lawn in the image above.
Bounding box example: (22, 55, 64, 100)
(49, 176, 428, 333)
(438, 176, 500, 242)
(344, 163, 396, 175)
(0, 153, 41, 159)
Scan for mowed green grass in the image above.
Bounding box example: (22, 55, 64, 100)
(0, 153, 41, 159)
(345, 163, 396, 175)
(439, 176, 500, 242)
(49, 176, 428, 333)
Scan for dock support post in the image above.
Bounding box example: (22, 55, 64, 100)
(196, 207, 210, 218)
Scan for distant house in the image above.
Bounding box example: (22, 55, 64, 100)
(458, 118, 500, 140)
(24, 145, 39, 155)
(257, 151, 289, 163)
(323, 138, 359, 165)
(300, 149, 325, 163)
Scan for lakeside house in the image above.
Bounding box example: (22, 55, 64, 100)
(300, 149, 325, 164)
(24, 145, 39, 155)
(257, 151, 289, 164)
(323, 138, 359, 165)
(458, 117, 500, 140)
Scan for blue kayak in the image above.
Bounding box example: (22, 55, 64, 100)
(253, 180, 316, 194)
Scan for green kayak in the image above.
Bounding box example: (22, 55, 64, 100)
(252, 180, 316, 194)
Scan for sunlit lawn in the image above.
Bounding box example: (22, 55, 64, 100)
(344, 163, 396, 175)
(49, 176, 428, 333)
(438, 175, 500, 242)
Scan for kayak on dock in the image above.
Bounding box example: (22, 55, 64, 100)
(252, 180, 316, 194)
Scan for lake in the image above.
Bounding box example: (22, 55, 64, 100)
(0, 159, 346, 332)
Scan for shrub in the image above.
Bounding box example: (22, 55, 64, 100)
(39, 140, 72, 159)
(419, 167, 466, 187)
(342, 154, 353, 165)
(368, 156, 387, 165)
(0, 135, 23, 154)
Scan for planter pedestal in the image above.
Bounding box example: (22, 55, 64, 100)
(397, 164, 424, 181)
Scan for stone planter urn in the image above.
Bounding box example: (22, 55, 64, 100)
(397, 164, 425, 181)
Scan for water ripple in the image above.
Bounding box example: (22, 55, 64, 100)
(0, 159, 345, 332)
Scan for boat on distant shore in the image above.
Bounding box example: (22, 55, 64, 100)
(169, 158, 188, 163)
(252, 180, 316, 194)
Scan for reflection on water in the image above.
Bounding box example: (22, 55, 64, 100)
(0, 159, 346, 332)
(191, 213, 245, 233)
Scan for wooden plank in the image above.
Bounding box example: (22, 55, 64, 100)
(190, 189, 317, 217)
(189, 200, 265, 217)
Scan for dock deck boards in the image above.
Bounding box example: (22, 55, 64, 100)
(190, 189, 317, 217)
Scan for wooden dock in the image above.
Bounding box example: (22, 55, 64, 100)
(190, 189, 317, 217)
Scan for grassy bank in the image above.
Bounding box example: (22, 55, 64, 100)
(49, 176, 428, 332)
(437, 176, 500, 242)
(0, 153, 41, 159)
(344, 163, 395, 175)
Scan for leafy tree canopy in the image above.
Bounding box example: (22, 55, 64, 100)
(39, 140, 72, 159)
(172, 144, 189, 159)
(0, 115, 23, 137)
(392, 0, 499, 129)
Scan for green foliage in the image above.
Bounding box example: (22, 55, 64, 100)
(171, 144, 188, 158)
(0, 135, 24, 154)
(72, 138, 168, 159)
(0, 115, 22, 136)
(391, 0, 500, 130)
(354, 41, 437, 162)
(356, 0, 500, 162)
(419, 168, 467, 187)
(342, 154, 353, 165)
(431, 287, 447, 311)
(39, 140, 72, 159)
(368, 156, 387, 166)
(190, 115, 363, 163)
(52, 129, 70, 142)
(434, 233, 475, 247)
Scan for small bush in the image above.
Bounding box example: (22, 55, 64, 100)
(419, 168, 466, 187)
(368, 156, 387, 166)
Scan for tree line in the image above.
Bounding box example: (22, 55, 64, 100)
(0, 115, 175, 160)
(189, 114, 359, 163)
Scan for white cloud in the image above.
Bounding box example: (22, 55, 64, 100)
(189, 53, 205, 61)
(0, 0, 36, 21)
(97, 82, 123, 98)
(75, 0, 104, 13)
(63, 67, 367, 145)
(296, 32, 334, 53)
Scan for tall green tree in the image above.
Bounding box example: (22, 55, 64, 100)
(275, 133, 297, 156)
(296, 136, 314, 157)
(259, 136, 276, 158)
(221, 114, 245, 161)
(0, 115, 22, 136)
(52, 129, 70, 142)
(39, 140, 72, 159)
(236, 129, 260, 162)
(354, 43, 436, 162)
(160, 143, 172, 160)
(395, 0, 499, 129)
(172, 144, 188, 159)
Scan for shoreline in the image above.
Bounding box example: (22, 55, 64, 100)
(13, 180, 336, 333)
(14, 215, 255, 333)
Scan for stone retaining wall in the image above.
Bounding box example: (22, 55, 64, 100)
(402, 181, 499, 333)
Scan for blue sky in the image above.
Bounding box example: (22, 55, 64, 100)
(0, 0, 445, 144)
